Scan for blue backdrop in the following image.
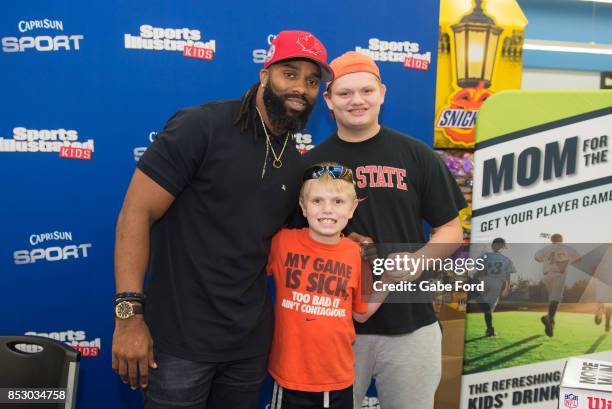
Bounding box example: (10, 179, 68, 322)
(1, 1, 439, 407)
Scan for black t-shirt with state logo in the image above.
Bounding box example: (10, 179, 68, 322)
(304, 126, 467, 335)
(137, 99, 303, 361)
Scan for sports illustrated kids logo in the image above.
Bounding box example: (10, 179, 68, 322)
(252, 34, 276, 63)
(13, 230, 92, 265)
(2, 19, 84, 53)
(134, 131, 158, 161)
(0, 126, 95, 158)
(22, 330, 101, 357)
(294, 132, 313, 155)
(124, 24, 215, 60)
(355, 37, 431, 70)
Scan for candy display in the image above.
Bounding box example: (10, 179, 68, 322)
(436, 149, 474, 242)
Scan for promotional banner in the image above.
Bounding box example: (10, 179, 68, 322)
(435, 0, 527, 149)
(0, 1, 440, 408)
(463, 91, 612, 409)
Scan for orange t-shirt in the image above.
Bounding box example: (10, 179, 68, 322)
(267, 228, 368, 392)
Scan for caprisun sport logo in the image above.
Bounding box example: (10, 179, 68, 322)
(0, 126, 95, 158)
(360, 397, 380, 409)
(2, 19, 84, 52)
(124, 24, 215, 59)
(22, 330, 100, 358)
(253, 34, 276, 63)
(134, 131, 158, 161)
(355, 38, 431, 70)
(13, 230, 92, 265)
(563, 393, 578, 408)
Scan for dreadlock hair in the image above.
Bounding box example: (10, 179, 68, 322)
(235, 82, 261, 139)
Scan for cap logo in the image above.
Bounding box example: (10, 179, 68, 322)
(296, 34, 322, 56)
(265, 44, 276, 63)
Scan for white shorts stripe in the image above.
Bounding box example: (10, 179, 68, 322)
(271, 382, 278, 409)
(277, 384, 283, 408)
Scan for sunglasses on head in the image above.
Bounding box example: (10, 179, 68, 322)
(303, 165, 354, 183)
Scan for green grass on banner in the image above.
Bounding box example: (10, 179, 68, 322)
(464, 311, 612, 374)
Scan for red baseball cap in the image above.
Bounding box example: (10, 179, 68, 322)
(264, 30, 333, 82)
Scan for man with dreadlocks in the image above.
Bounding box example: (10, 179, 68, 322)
(112, 30, 333, 408)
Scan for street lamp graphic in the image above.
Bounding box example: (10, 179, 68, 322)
(451, 0, 502, 88)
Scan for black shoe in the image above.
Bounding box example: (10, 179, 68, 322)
(486, 327, 496, 337)
(541, 315, 554, 337)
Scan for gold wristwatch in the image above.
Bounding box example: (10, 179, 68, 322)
(114, 301, 144, 320)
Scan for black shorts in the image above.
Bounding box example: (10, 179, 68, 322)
(270, 382, 353, 409)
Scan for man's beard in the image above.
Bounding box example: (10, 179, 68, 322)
(262, 82, 314, 134)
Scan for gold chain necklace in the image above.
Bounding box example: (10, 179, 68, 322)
(256, 107, 290, 169)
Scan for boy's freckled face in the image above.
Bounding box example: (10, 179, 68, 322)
(300, 182, 357, 244)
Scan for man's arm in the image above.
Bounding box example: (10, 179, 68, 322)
(349, 217, 463, 282)
(428, 216, 463, 248)
(347, 232, 378, 262)
(501, 272, 512, 297)
(112, 168, 175, 390)
(390, 216, 463, 282)
(534, 246, 547, 262)
(568, 246, 581, 263)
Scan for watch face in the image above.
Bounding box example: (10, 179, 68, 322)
(115, 301, 134, 319)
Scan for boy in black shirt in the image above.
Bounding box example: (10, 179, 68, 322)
(304, 51, 466, 409)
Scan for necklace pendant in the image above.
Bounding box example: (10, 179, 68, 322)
(272, 159, 282, 169)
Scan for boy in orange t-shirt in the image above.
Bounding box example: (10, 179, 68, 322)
(267, 163, 385, 409)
